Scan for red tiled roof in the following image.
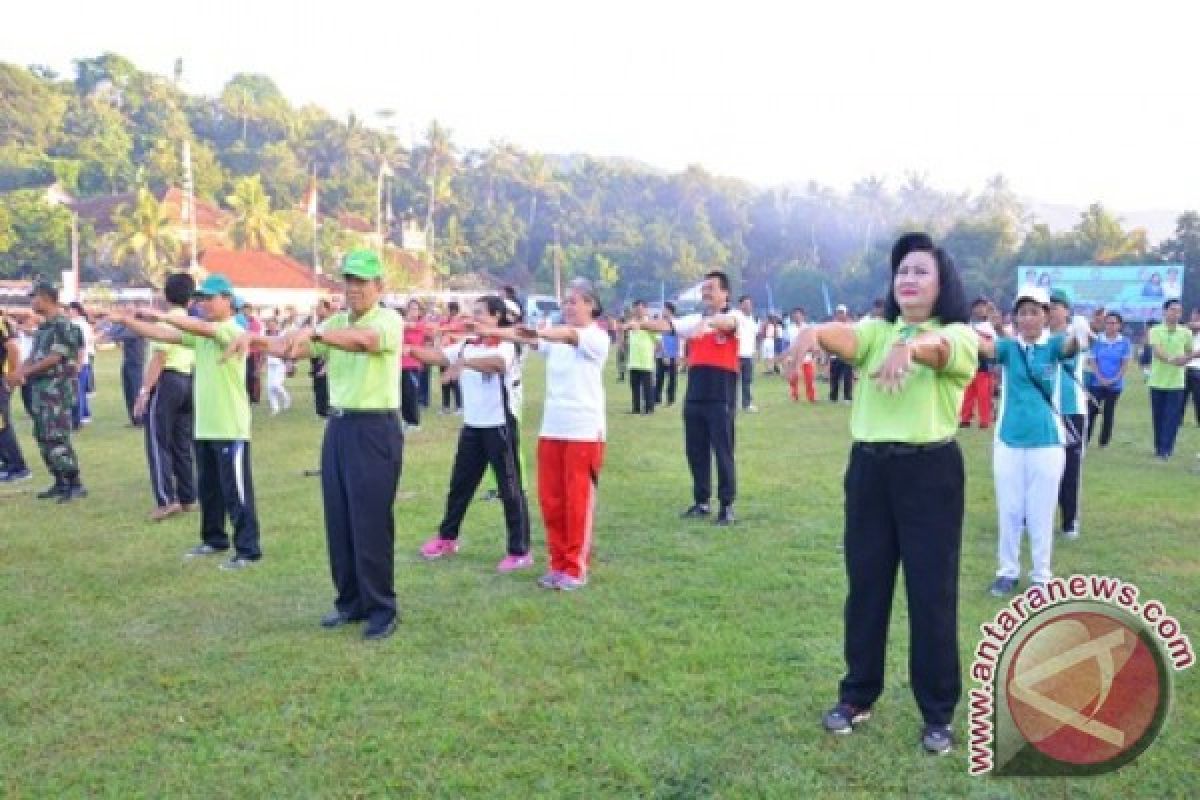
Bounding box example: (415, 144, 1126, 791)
(199, 248, 333, 290)
(70, 188, 229, 233)
(338, 212, 375, 233)
(161, 188, 230, 230)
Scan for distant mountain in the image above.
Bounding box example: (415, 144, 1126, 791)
(1024, 200, 1180, 245)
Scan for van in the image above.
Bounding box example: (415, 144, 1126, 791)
(524, 294, 561, 326)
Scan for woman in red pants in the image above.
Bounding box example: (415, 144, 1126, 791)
(482, 278, 609, 590)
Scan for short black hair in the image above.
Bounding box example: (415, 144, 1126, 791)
(448, 301, 460, 314)
(971, 296, 990, 309)
(478, 295, 513, 327)
(883, 232, 969, 325)
(633, 299, 646, 308)
(1105, 311, 1124, 324)
(664, 301, 676, 314)
(737, 293, 751, 304)
(705, 271, 730, 293)
(1163, 298, 1182, 311)
(164, 272, 196, 308)
(792, 306, 806, 315)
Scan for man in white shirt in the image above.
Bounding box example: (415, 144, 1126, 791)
(735, 294, 758, 412)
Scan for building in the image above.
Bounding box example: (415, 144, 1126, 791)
(197, 247, 335, 310)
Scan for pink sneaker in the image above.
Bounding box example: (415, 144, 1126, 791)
(420, 537, 459, 559)
(497, 553, 534, 573)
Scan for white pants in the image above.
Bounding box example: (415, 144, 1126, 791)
(267, 362, 291, 414)
(993, 442, 1065, 583)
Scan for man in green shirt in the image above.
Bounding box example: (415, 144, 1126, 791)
(626, 299, 658, 414)
(112, 273, 261, 570)
(230, 250, 403, 640)
(1148, 298, 1198, 459)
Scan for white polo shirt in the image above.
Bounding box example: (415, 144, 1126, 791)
(442, 340, 515, 428)
(538, 324, 610, 441)
(735, 311, 757, 358)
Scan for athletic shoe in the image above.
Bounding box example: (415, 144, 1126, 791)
(36, 483, 66, 500)
(479, 489, 500, 502)
(713, 506, 736, 526)
(921, 724, 954, 755)
(989, 576, 1019, 597)
(218, 556, 256, 571)
(363, 619, 397, 640)
(1062, 527, 1080, 540)
(320, 610, 365, 628)
(744, 405, 759, 413)
(497, 553, 534, 573)
(822, 702, 872, 734)
(57, 485, 88, 503)
(149, 503, 182, 522)
(556, 575, 587, 591)
(420, 537, 459, 559)
(184, 543, 226, 558)
(0, 468, 32, 483)
(537, 571, 563, 589)
(680, 503, 711, 519)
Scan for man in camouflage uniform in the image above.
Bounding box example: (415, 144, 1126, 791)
(8, 282, 87, 501)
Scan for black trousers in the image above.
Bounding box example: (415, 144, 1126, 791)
(683, 400, 736, 507)
(439, 419, 531, 556)
(311, 358, 329, 418)
(630, 368, 656, 413)
(195, 439, 261, 559)
(322, 413, 403, 627)
(830, 358, 854, 402)
(739, 357, 754, 409)
(440, 369, 462, 411)
(121, 360, 143, 424)
(145, 370, 195, 507)
(1057, 413, 1086, 532)
(1150, 388, 1186, 458)
(1187, 368, 1200, 427)
(839, 441, 963, 726)
(0, 386, 27, 472)
(656, 357, 678, 405)
(401, 368, 421, 427)
(1087, 386, 1121, 446)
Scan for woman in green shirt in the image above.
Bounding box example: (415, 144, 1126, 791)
(787, 232, 976, 756)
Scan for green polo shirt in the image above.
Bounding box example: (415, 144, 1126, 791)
(994, 333, 1069, 448)
(310, 306, 402, 410)
(152, 308, 196, 375)
(1147, 324, 1192, 390)
(849, 318, 977, 443)
(181, 317, 250, 441)
(627, 328, 657, 371)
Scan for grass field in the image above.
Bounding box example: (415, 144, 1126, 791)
(2, 350, 1198, 798)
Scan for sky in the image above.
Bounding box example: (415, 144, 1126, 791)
(4, 0, 1199, 212)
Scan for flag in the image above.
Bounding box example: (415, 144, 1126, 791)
(821, 282, 833, 317)
(303, 176, 318, 220)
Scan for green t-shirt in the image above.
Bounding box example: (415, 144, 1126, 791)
(849, 318, 977, 443)
(181, 317, 250, 440)
(627, 328, 657, 371)
(152, 308, 196, 375)
(310, 306, 403, 410)
(1147, 324, 1192, 390)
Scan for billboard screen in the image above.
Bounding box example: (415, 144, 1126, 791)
(1017, 265, 1184, 322)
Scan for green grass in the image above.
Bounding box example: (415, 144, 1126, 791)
(2, 351, 1198, 799)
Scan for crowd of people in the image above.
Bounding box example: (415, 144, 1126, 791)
(1, 236, 1198, 756)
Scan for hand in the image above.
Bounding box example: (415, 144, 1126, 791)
(514, 325, 538, 340)
(222, 332, 258, 362)
(871, 340, 914, 394)
(440, 362, 464, 385)
(132, 390, 150, 420)
(4, 367, 24, 389)
(136, 307, 165, 323)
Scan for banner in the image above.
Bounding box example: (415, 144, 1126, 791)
(1017, 265, 1184, 322)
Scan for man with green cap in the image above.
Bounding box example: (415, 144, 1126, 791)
(229, 249, 403, 640)
(1047, 288, 1092, 539)
(7, 281, 86, 501)
(111, 273, 262, 570)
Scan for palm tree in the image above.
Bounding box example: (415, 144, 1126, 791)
(416, 120, 457, 262)
(227, 175, 289, 252)
(110, 187, 180, 285)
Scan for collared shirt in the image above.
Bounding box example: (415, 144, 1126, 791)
(627, 328, 657, 371)
(1050, 326, 1088, 416)
(310, 306, 403, 411)
(849, 318, 977, 443)
(152, 308, 196, 375)
(734, 310, 757, 358)
(1088, 334, 1132, 391)
(442, 339, 514, 427)
(539, 324, 609, 441)
(181, 318, 251, 440)
(30, 313, 81, 385)
(674, 310, 739, 405)
(1148, 324, 1192, 389)
(994, 332, 1069, 448)
(659, 331, 680, 359)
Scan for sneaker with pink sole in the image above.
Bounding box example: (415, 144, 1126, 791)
(497, 553, 534, 573)
(537, 571, 563, 589)
(420, 537, 459, 559)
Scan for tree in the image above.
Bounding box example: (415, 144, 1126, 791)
(55, 96, 134, 194)
(226, 175, 288, 252)
(1156, 210, 1200, 312)
(109, 187, 180, 284)
(1074, 204, 1147, 264)
(0, 64, 68, 151)
(0, 191, 73, 278)
(415, 120, 457, 261)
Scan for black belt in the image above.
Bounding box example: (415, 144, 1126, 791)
(853, 439, 955, 457)
(329, 408, 397, 418)
(163, 369, 192, 377)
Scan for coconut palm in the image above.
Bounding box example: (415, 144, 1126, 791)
(110, 187, 180, 285)
(227, 175, 289, 252)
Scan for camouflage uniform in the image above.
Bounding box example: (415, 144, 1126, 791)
(29, 313, 83, 482)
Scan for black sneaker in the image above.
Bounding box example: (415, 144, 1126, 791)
(713, 506, 736, 526)
(36, 483, 66, 500)
(988, 576, 1019, 597)
(921, 723, 954, 755)
(680, 503, 711, 519)
(822, 702, 872, 734)
(57, 485, 88, 503)
(363, 619, 397, 641)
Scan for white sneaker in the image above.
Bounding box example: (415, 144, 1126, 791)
(744, 405, 759, 413)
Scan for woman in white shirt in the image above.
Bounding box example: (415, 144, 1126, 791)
(484, 278, 609, 590)
(408, 295, 533, 573)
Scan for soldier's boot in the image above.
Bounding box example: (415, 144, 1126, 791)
(57, 472, 88, 503)
(37, 473, 66, 499)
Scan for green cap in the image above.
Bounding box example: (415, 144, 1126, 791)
(29, 279, 59, 299)
(342, 248, 383, 280)
(193, 273, 235, 297)
(1048, 288, 1071, 307)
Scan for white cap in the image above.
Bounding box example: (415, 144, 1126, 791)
(835, 303, 848, 313)
(1012, 286, 1050, 311)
